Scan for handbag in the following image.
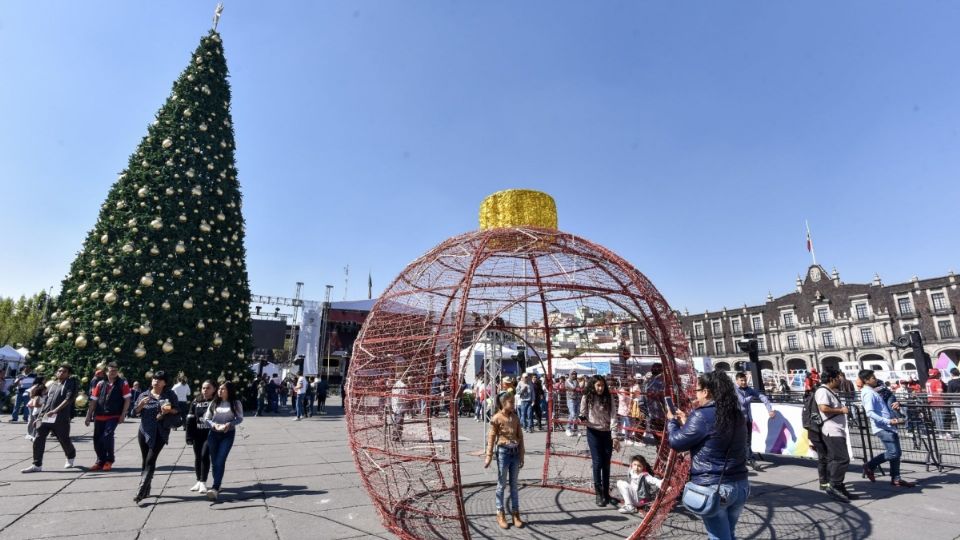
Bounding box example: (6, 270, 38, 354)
(681, 439, 733, 516)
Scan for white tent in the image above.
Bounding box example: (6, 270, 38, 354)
(526, 357, 596, 377)
(0, 345, 24, 364)
(248, 361, 281, 380)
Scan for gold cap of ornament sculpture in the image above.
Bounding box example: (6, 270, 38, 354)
(479, 189, 557, 230)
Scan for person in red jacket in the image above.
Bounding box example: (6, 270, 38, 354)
(925, 368, 946, 435)
(804, 368, 820, 398)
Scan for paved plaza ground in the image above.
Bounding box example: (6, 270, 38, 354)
(1, 403, 958, 539)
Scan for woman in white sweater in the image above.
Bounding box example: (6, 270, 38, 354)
(203, 381, 244, 501)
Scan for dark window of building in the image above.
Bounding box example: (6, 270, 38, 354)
(694, 324, 703, 338)
(712, 321, 721, 335)
(787, 335, 799, 351)
(817, 308, 830, 324)
(751, 316, 762, 332)
(898, 297, 914, 316)
(714, 341, 724, 354)
(932, 292, 948, 311)
(783, 313, 795, 328)
(855, 303, 869, 320)
(696, 342, 705, 356)
(938, 320, 954, 339)
(732, 319, 741, 334)
(757, 337, 766, 352)
(860, 327, 875, 346)
(822, 331, 835, 348)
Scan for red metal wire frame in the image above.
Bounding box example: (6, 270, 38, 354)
(346, 227, 695, 540)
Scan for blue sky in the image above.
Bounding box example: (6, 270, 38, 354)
(2, 1, 959, 313)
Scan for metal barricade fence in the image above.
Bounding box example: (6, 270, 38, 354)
(848, 394, 960, 472)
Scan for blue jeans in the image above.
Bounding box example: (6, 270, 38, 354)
(567, 398, 580, 431)
(207, 430, 236, 491)
(495, 446, 520, 512)
(700, 478, 750, 540)
(12, 391, 28, 422)
(93, 418, 119, 465)
(867, 430, 901, 480)
(296, 394, 306, 418)
(519, 400, 532, 430)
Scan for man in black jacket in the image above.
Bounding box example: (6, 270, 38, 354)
(22, 363, 78, 473)
(948, 368, 960, 437)
(84, 362, 131, 471)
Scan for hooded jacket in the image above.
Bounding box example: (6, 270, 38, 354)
(667, 402, 748, 486)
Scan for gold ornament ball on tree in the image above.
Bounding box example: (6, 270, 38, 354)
(100, 233, 109, 244)
(140, 274, 155, 287)
(213, 334, 223, 347)
(74, 335, 88, 349)
(75, 392, 89, 409)
(220, 289, 230, 299)
(161, 300, 171, 310)
(137, 187, 149, 198)
(196, 320, 205, 330)
(58, 320, 72, 332)
(104, 291, 117, 304)
(162, 340, 174, 354)
(183, 298, 194, 310)
(150, 218, 163, 230)
(122, 243, 134, 254)
(134, 343, 147, 358)
(162, 138, 173, 148)
(77, 283, 88, 294)
(45, 337, 58, 348)
(175, 241, 186, 254)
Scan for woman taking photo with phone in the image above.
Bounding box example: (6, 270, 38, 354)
(579, 375, 620, 507)
(186, 380, 216, 493)
(133, 371, 180, 504)
(203, 381, 244, 501)
(667, 371, 748, 540)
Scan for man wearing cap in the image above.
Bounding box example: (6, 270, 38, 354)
(84, 362, 131, 471)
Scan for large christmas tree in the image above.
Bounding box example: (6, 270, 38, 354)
(37, 30, 252, 391)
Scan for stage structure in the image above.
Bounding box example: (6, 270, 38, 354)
(345, 190, 695, 540)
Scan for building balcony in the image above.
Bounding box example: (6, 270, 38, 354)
(786, 345, 802, 352)
(783, 323, 797, 330)
(821, 343, 837, 350)
(933, 306, 956, 315)
(858, 339, 876, 347)
(816, 319, 833, 326)
(855, 314, 874, 322)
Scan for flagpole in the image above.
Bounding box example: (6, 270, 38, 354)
(806, 220, 817, 265)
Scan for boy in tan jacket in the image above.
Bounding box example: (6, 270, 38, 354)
(484, 390, 525, 529)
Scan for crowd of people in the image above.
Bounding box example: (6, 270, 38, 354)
(11, 363, 244, 506)
(251, 371, 333, 419)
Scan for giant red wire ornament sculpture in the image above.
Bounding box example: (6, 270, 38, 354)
(346, 190, 695, 539)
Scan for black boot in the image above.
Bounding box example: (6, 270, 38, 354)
(134, 471, 153, 503)
(595, 493, 605, 506)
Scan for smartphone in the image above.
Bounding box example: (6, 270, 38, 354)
(664, 396, 678, 415)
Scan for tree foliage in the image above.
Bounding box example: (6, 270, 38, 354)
(36, 31, 252, 389)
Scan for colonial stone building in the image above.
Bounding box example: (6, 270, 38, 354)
(678, 265, 960, 373)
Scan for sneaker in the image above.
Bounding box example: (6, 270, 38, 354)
(102, 463, 113, 472)
(819, 483, 830, 491)
(891, 479, 916, 488)
(21, 465, 42, 473)
(64, 459, 75, 469)
(837, 486, 858, 500)
(565, 430, 574, 437)
(198, 483, 208, 494)
(862, 464, 875, 482)
(89, 463, 103, 471)
(206, 488, 218, 501)
(824, 486, 849, 503)
(618, 505, 637, 514)
(190, 481, 203, 492)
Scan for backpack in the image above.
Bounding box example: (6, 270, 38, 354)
(801, 388, 823, 432)
(802, 386, 840, 433)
